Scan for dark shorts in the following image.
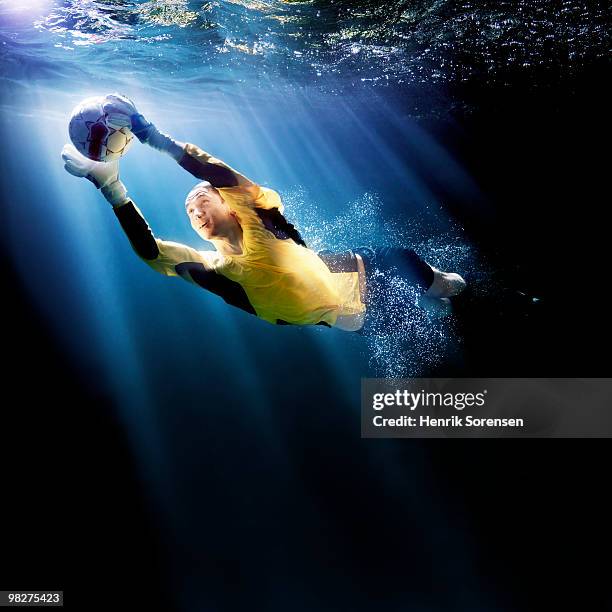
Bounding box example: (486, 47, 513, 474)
(352, 247, 434, 293)
(318, 247, 435, 333)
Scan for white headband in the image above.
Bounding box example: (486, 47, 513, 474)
(185, 181, 214, 205)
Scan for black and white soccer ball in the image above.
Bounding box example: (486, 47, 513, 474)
(68, 95, 134, 163)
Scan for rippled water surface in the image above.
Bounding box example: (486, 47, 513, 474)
(1, 0, 609, 102)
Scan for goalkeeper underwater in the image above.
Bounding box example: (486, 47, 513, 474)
(61, 94, 466, 333)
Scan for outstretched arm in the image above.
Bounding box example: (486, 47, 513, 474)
(112, 200, 213, 277)
(61, 142, 262, 316)
(61, 144, 212, 277)
(178, 143, 254, 189)
(104, 94, 255, 189)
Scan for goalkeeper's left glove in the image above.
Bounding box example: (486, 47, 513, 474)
(61, 143, 128, 207)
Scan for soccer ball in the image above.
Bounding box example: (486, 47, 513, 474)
(68, 95, 134, 162)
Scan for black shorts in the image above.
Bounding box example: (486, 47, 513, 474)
(353, 247, 434, 293)
(318, 247, 435, 333)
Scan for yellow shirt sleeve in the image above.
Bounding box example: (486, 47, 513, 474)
(146, 239, 219, 277)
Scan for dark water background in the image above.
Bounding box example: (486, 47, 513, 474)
(1, 1, 611, 611)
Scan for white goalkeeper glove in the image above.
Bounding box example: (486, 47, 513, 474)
(61, 143, 128, 207)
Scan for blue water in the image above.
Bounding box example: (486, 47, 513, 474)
(0, 0, 510, 381)
(2, 2, 608, 610)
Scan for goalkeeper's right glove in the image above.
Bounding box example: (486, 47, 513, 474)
(103, 93, 184, 160)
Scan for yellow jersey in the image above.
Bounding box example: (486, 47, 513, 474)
(119, 142, 365, 327)
(212, 183, 364, 326)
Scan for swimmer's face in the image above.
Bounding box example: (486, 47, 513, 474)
(186, 188, 235, 240)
